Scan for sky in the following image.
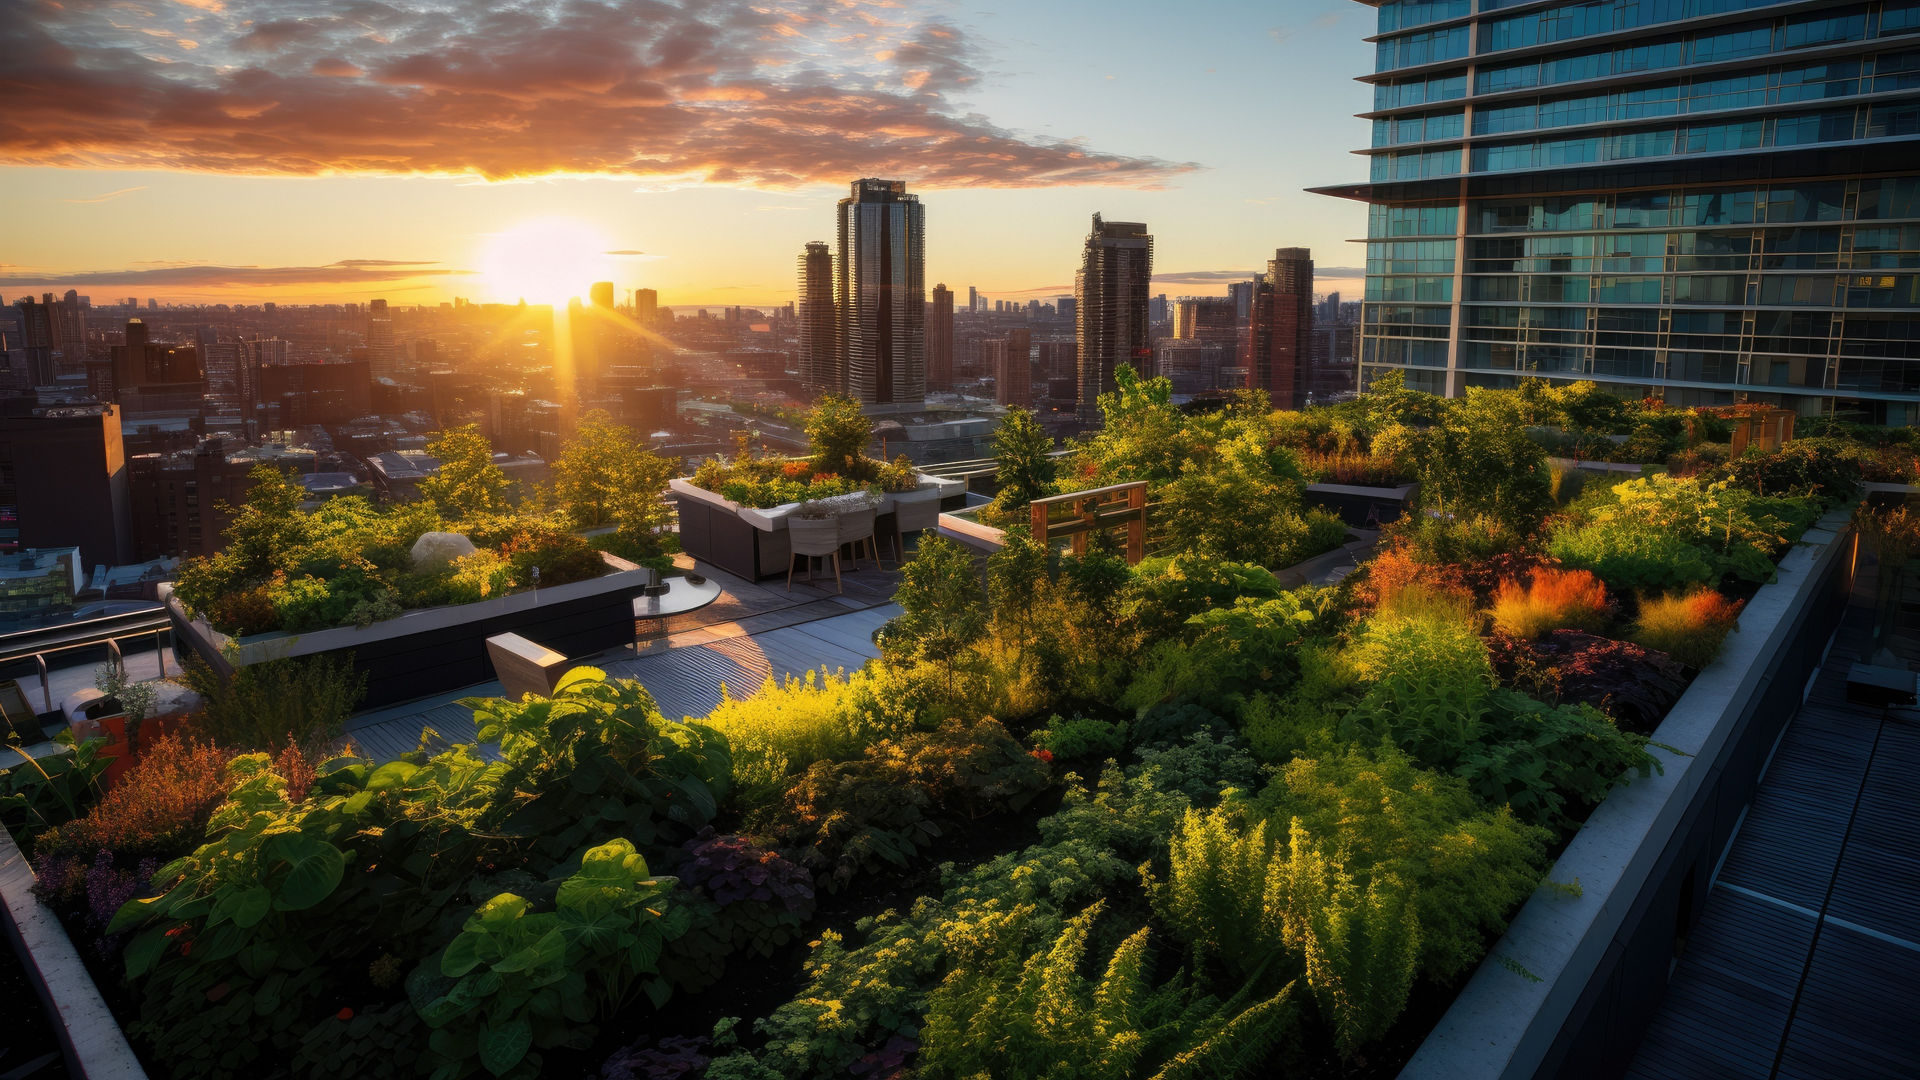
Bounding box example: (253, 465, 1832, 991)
(0, 0, 1377, 309)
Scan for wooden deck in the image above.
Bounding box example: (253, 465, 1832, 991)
(341, 552, 902, 761)
(1626, 560, 1920, 1080)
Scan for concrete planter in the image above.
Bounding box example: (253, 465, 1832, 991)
(0, 824, 149, 1079)
(937, 506, 1009, 551)
(672, 474, 958, 580)
(1401, 506, 1858, 1080)
(169, 553, 652, 708)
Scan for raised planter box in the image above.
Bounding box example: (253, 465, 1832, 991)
(671, 475, 961, 580)
(1401, 505, 1858, 1080)
(0, 823, 149, 1079)
(168, 553, 654, 709)
(1304, 481, 1416, 528)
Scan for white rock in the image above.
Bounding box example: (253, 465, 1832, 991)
(411, 531, 478, 571)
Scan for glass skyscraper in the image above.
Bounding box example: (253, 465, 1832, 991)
(1315, 0, 1920, 422)
(836, 179, 926, 409)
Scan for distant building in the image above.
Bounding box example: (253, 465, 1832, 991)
(797, 241, 837, 395)
(366, 299, 398, 380)
(1074, 214, 1154, 423)
(0, 402, 131, 566)
(1171, 297, 1238, 342)
(836, 179, 926, 408)
(927, 284, 955, 391)
(1227, 280, 1255, 323)
(109, 318, 203, 396)
(259, 360, 373, 427)
(0, 547, 83, 624)
(13, 295, 87, 376)
(1248, 248, 1313, 409)
(989, 328, 1033, 407)
(1056, 296, 1076, 323)
(129, 440, 315, 559)
(1153, 340, 1236, 397)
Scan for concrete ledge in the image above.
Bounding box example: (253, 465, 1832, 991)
(1402, 505, 1858, 1080)
(0, 826, 148, 1079)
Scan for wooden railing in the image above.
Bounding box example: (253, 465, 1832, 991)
(1029, 481, 1150, 565)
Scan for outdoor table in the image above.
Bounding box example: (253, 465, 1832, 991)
(632, 576, 724, 654)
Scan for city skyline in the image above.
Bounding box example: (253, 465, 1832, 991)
(0, 0, 1372, 307)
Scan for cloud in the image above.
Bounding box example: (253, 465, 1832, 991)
(60, 186, 149, 204)
(0, 262, 475, 289)
(1, 0, 1195, 189)
(603, 249, 648, 256)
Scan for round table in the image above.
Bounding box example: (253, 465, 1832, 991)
(631, 576, 724, 653)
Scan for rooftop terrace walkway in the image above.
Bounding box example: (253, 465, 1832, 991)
(342, 553, 903, 761)
(1626, 556, 1920, 1080)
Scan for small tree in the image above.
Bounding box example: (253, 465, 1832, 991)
(805, 394, 874, 480)
(420, 423, 510, 520)
(886, 537, 987, 668)
(989, 408, 1056, 517)
(551, 411, 676, 561)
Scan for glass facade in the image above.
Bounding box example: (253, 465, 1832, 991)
(1324, 0, 1920, 421)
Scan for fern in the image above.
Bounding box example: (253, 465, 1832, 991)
(1283, 822, 1421, 1060)
(1148, 808, 1289, 983)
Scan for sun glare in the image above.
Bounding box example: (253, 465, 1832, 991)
(477, 218, 617, 305)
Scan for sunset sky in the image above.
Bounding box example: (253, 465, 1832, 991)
(0, 0, 1375, 309)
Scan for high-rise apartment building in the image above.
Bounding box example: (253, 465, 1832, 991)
(1074, 214, 1154, 422)
(798, 241, 838, 395)
(13, 295, 87, 375)
(1057, 296, 1077, 323)
(634, 288, 659, 326)
(1247, 248, 1314, 409)
(927, 284, 956, 391)
(1172, 296, 1239, 341)
(989, 328, 1033, 407)
(1317, 0, 1920, 421)
(366, 298, 397, 380)
(968, 286, 979, 313)
(835, 179, 926, 408)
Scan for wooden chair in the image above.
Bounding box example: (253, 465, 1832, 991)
(788, 515, 844, 592)
(837, 506, 880, 571)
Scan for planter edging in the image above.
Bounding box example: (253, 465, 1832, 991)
(0, 824, 149, 1079)
(1400, 505, 1858, 1080)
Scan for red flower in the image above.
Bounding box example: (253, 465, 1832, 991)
(337, 1007, 355, 1021)
(179, 941, 192, 956)
(1031, 749, 1054, 763)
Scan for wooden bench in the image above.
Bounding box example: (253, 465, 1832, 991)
(485, 633, 572, 701)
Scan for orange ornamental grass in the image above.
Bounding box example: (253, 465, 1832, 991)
(1633, 587, 1744, 669)
(1490, 567, 1612, 640)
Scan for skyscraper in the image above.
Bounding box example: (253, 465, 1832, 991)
(1074, 214, 1154, 423)
(633, 288, 659, 327)
(1247, 248, 1314, 409)
(798, 241, 837, 395)
(927, 284, 955, 391)
(1057, 297, 1076, 323)
(1172, 297, 1238, 342)
(366, 298, 397, 380)
(835, 179, 926, 408)
(1315, 0, 1920, 422)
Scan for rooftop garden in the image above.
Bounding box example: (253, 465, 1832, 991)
(0, 376, 1882, 1080)
(687, 395, 926, 509)
(170, 413, 677, 636)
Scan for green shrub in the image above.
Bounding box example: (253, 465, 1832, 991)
(1133, 733, 1263, 807)
(1258, 747, 1549, 982)
(1280, 821, 1420, 1060)
(1725, 437, 1862, 502)
(182, 652, 366, 752)
(1122, 595, 1315, 714)
(1118, 555, 1284, 647)
(1129, 702, 1237, 752)
(1032, 715, 1127, 761)
(1240, 646, 1359, 763)
(698, 670, 878, 801)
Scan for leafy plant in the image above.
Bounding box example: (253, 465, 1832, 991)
(698, 669, 880, 802)
(660, 831, 815, 992)
(0, 730, 109, 836)
(1487, 631, 1686, 735)
(421, 423, 512, 519)
(883, 537, 987, 666)
(1122, 595, 1315, 714)
(806, 394, 877, 480)
(1633, 588, 1743, 670)
(414, 839, 691, 1080)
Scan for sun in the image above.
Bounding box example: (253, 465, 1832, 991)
(477, 218, 618, 305)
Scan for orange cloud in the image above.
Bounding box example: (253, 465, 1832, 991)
(2, 0, 1194, 189)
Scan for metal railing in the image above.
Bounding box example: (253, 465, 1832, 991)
(0, 609, 176, 716)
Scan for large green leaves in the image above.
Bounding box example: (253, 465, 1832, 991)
(263, 833, 347, 910)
